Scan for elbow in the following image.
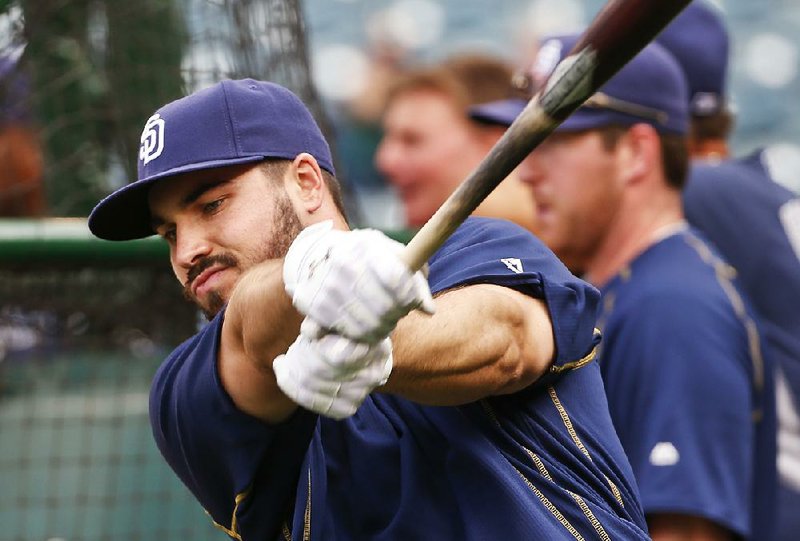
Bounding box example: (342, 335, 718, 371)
(484, 286, 555, 396)
(494, 347, 543, 395)
(494, 312, 555, 394)
(491, 337, 548, 395)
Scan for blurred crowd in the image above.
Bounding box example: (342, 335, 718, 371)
(305, 0, 800, 230)
(2, 0, 799, 222)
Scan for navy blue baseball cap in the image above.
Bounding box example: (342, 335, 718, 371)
(656, 1, 729, 116)
(88, 79, 335, 240)
(471, 34, 689, 136)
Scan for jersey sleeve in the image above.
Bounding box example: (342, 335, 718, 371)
(149, 312, 317, 535)
(427, 217, 601, 368)
(601, 290, 755, 536)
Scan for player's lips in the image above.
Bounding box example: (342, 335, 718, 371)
(397, 183, 418, 201)
(191, 266, 228, 298)
(535, 200, 552, 218)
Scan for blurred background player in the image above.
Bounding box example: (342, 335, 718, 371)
(376, 52, 538, 232)
(657, 3, 800, 540)
(0, 51, 45, 216)
(473, 35, 777, 541)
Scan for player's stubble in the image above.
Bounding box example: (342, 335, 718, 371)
(183, 187, 303, 320)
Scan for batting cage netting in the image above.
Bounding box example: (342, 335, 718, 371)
(1, 1, 326, 539)
(0, 220, 219, 540)
(1, 0, 333, 218)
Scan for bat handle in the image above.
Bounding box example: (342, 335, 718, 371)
(399, 235, 429, 273)
(400, 211, 457, 272)
(400, 220, 439, 272)
(399, 99, 555, 273)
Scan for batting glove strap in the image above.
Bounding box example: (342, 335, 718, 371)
(283, 220, 342, 297)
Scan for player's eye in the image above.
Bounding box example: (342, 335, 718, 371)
(202, 198, 224, 214)
(162, 228, 177, 243)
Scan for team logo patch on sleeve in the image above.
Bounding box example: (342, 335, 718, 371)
(500, 258, 524, 274)
(649, 442, 680, 466)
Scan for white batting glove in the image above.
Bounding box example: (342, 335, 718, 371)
(273, 328, 393, 419)
(283, 221, 435, 344)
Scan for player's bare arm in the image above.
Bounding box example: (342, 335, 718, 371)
(219, 260, 302, 424)
(385, 283, 555, 405)
(648, 514, 732, 541)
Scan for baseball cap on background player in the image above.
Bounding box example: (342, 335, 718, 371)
(88, 78, 335, 241)
(470, 34, 689, 135)
(655, 0, 729, 117)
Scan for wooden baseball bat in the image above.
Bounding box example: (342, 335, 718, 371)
(400, 0, 692, 271)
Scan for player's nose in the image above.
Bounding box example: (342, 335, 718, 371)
(518, 154, 546, 187)
(174, 228, 213, 270)
(375, 139, 403, 180)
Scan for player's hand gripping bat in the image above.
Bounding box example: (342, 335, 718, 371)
(400, 0, 692, 271)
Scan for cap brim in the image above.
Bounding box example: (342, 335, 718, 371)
(469, 99, 622, 132)
(471, 99, 683, 135)
(470, 99, 528, 126)
(88, 155, 265, 241)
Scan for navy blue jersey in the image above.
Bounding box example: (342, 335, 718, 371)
(598, 228, 777, 540)
(683, 153, 800, 541)
(150, 218, 649, 540)
(684, 153, 800, 403)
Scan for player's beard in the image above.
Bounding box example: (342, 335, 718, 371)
(184, 190, 303, 320)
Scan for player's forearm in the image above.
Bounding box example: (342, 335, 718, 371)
(219, 259, 303, 423)
(382, 284, 555, 405)
(228, 259, 303, 362)
(648, 514, 733, 541)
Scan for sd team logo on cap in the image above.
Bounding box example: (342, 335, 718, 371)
(140, 113, 165, 165)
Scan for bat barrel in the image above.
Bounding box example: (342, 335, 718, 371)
(543, 0, 693, 122)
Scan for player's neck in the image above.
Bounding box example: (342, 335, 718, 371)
(690, 138, 729, 162)
(585, 189, 684, 288)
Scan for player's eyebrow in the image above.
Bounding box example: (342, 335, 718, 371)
(180, 179, 231, 208)
(149, 178, 233, 231)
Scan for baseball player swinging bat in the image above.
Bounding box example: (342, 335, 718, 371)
(400, 0, 692, 271)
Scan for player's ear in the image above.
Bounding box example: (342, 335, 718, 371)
(618, 123, 658, 186)
(288, 152, 325, 214)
